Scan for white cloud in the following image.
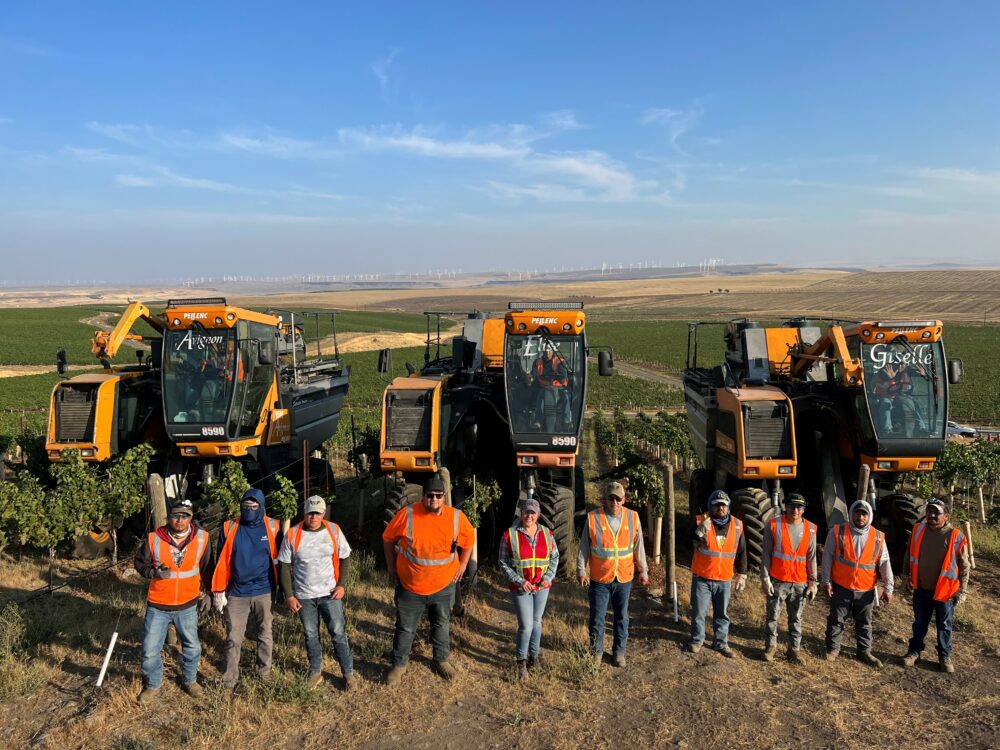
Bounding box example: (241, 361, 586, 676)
(85, 121, 144, 144)
(371, 49, 400, 99)
(114, 166, 346, 200)
(217, 131, 336, 159)
(900, 167, 1000, 194)
(641, 106, 703, 154)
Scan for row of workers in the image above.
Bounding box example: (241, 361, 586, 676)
(133, 477, 970, 702)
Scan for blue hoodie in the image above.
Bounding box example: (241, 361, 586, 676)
(226, 488, 276, 598)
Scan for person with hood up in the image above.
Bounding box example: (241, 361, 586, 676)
(211, 488, 282, 692)
(687, 490, 747, 657)
(820, 499, 893, 668)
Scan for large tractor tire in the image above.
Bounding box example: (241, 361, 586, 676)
(383, 481, 424, 527)
(72, 530, 114, 559)
(573, 465, 588, 538)
(538, 483, 575, 578)
(688, 468, 712, 521)
(731, 487, 775, 572)
(883, 492, 926, 573)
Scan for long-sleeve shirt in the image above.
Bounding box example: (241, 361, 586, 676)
(576, 511, 648, 578)
(914, 522, 971, 595)
(690, 516, 748, 576)
(820, 524, 894, 596)
(499, 525, 560, 587)
(760, 519, 817, 585)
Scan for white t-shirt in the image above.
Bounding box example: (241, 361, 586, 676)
(277, 523, 352, 600)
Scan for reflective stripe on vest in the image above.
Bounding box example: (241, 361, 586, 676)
(397, 505, 459, 567)
(768, 516, 815, 584)
(691, 515, 742, 582)
(291, 520, 342, 583)
(587, 509, 638, 583)
(509, 525, 553, 581)
(152, 530, 207, 579)
(590, 510, 635, 559)
(830, 524, 882, 591)
(908, 522, 966, 603)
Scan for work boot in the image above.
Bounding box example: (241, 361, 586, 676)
(939, 657, 955, 674)
(612, 653, 627, 668)
(385, 664, 407, 686)
(716, 645, 736, 658)
(527, 654, 542, 671)
(787, 648, 804, 665)
(307, 672, 323, 690)
(516, 659, 529, 681)
(137, 687, 159, 706)
(343, 674, 358, 692)
(761, 646, 776, 663)
(825, 649, 840, 662)
(901, 652, 920, 668)
(433, 660, 456, 681)
(858, 652, 883, 669)
(686, 642, 702, 654)
(593, 651, 604, 666)
(182, 681, 204, 698)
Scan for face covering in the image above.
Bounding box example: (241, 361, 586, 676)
(711, 507, 731, 527)
(240, 489, 266, 526)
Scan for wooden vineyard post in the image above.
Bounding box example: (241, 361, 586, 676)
(664, 461, 677, 621)
(977, 486, 987, 524)
(963, 520, 976, 570)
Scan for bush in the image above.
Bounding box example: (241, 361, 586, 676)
(0, 603, 45, 702)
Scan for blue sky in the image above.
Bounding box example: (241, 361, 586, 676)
(1, 3, 998, 283)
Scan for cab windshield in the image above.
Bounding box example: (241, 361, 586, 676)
(163, 329, 238, 425)
(862, 341, 946, 440)
(505, 334, 584, 435)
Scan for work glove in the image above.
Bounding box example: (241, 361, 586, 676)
(212, 592, 228, 613)
(152, 563, 172, 580)
(952, 591, 967, 607)
(806, 583, 818, 602)
(761, 578, 774, 597)
(198, 595, 212, 616)
(733, 574, 746, 593)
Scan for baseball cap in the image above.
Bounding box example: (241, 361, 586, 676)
(304, 495, 326, 515)
(786, 493, 806, 507)
(424, 474, 446, 495)
(708, 490, 730, 507)
(520, 497, 541, 514)
(604, 481, 626, 500)
(167, 498, 194, 517)
(926, 499, 946, 514)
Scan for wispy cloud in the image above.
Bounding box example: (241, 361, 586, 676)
(217, 131, 339, 159)
(371, 48, 400, 100)
(114, 165, 346, 200)
(338, 126, 529, 159)
(0, 117, 12, 125)
(0, 37, 50, 57)
(641, 106, 703, 155)
(900, 167, 1000, 194)
(85, 121, 146, 144)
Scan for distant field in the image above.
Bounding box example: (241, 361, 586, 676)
(0, 307, 104, 366)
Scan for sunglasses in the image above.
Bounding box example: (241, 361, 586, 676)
(607, 496, 625, 503)
(427, 492, 446, 499)
(168, 513, 191, 520)
(926, 510, 942, 516)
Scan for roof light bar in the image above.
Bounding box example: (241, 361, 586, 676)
(507, 301, 584, 311)
(166, 297, 228, 308)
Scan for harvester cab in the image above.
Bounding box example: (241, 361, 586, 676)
(684, 317, 963, 570)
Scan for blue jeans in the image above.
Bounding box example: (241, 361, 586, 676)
(392, 582, 456, 666)
(908, 587, 954, 658)
(510, 587, 551, 660)
(141, 604, 201, 689)
(588, 580, 632, 657)
(690, 576, 732, 649)
(298, 596, 354, 676)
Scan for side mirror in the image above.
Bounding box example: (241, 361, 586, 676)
(377, 348, 391, 375)
(55, 348, 67, 375)
(948, 358, 963, 385)
(259, 339, 275, 365)
(598, 350, 614, 377)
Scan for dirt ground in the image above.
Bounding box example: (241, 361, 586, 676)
(1, 474, 997, 750)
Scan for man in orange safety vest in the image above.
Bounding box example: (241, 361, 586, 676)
(900, 499, 971, 673)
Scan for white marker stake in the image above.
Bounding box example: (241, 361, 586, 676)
(672, 580, 679, 622)
(96, 631, 119, 687)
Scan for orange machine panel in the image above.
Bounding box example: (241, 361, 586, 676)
(765, 327, 808, 376)
(481, 319, 507, 369)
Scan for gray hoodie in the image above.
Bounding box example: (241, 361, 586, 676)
(820, 500, 893, 595)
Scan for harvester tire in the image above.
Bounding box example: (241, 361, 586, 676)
(688, 469, 712, 521)
(538, 483, 574, 578)
(72, 530, 114, 559)
(883, 492, 926, 573)
(383, 481, 424, 527)
(731, 487, 775, 571)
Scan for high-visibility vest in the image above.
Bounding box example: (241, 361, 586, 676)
(535, 356, 567, 387)
(506, 524, 555, 590)
(830, 523, 883, 592)
(147, 528, 209, 607)
(908, 522, 966, 602)
(396, 504, 460, 569)
(588, 509, 639, 583)
(211, 516, 280, 593)
(768, 516, 816, 584)
(289, 520, 343, 585)
(691, 515, 743, 582)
